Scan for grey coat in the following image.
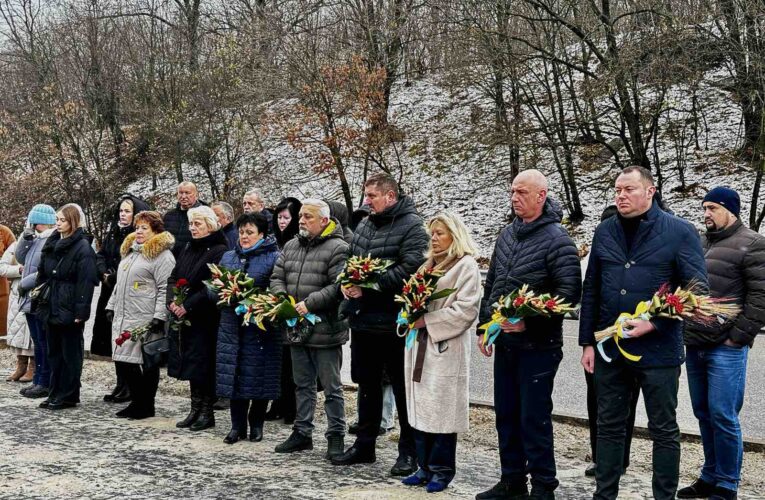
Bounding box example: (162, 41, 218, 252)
(107, 231, 176, 364)
(16, 228, 56, 313)
(0, 242, 31, 353)
(270, 218, 349, 348)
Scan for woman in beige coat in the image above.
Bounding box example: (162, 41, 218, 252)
(402, 211, 481, 493)
(1, 240, 34, 382)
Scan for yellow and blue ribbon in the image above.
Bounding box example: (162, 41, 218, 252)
(286, 313, 321, 328)
(597, 301, 650, 363)
(478, 312, 520, 347)
(397, 310, 419, 350)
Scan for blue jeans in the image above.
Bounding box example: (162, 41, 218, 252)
(687, 344, 749, 492)
(26, 314, 50, 388)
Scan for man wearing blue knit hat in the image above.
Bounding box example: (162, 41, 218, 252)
(679, 187, 765, 500)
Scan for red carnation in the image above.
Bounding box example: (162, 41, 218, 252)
(351, 270, 361, 280)
(362, 263, 370, 271)
(176, 278, 189, 288)
(402, 285, 411, 294)
(665, 294, 684, 314)
(415, 273, 424, 280)
(545, 299, 558, 310)
(417, 284, 426, 293)
(513, 296, 526, 308)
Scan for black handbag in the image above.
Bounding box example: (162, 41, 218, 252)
(29, 258, 64, 310)
(142, 332, 170, 370)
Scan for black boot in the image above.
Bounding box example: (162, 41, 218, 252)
(475, 480, 529, 500)
(223, 428, 246, 444)
(176, 386, 203, 428)
(325, 434, 345, 460)
(330, 443, 376, 465)
(274, 430, 313, 453)
(678, 479, 716, 499)
(104, 366, 127, 402)
(190, 395, 216, 431)
(248, 399, 266, 442)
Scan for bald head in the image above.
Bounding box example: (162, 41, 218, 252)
(511, 169, 548, 223)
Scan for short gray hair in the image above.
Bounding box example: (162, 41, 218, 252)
(212, 201, 234, 222)
(188, 206, 220, 231)
(244, 188, 264, 203)
(300, 198, 331, 218)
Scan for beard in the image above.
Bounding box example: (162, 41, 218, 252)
(704, 218, 719, 232)
(298, 228, 310, 238)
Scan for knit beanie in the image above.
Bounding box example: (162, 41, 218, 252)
(27, 204, 57, 226)
(703, 187, 740, 217)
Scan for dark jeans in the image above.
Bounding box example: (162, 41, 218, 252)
(413, 429, 458, 486)
(351, 331, 415, 457)
(231, 399, 268, 433)
(46, 322, 85, 404)
(27, 314, 50, 388)
(594, 355, 680, 500)
(494, 345, 562, 490)
(585, 370, 640, 466)
(121, 361, 159, 410)
(687, 345, 749, 492)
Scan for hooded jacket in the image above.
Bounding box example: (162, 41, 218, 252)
(480, 198, 582, 349)
(326, 200, 354, 243)
(273, 197, 302, 249)
(97, 194, 152, 278)
(270, 218, 349, 347)
(106, 231, 175, 364)
(16, 227, 57, 314)
(345, 196, 430, 334)
(685, 220, 765, 347)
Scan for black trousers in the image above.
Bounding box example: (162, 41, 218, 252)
(351, 331, 414, 457)
(494, 345, 562, 490)
(269, 349, 296, 419)
(585, 370, 640, 466)
(414, 429, 457, 486)
(121, 361, 160, 409)
(46, 322, 85, 404)
(593, 355, 680, 500)
(230, 399, 268, 433)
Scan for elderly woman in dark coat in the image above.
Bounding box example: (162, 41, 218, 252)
(215, 212, 281, 444)
(93, 194, 151, 403)
(264, 196, 302, 424)
(167, 206, 228, 431)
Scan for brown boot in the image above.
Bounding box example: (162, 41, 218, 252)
(6, 355, 29, 382)
(19, 358, 35, 383)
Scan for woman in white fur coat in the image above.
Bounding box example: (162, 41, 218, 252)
(402, 211, 482, 493)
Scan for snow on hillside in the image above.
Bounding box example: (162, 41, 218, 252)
(129, 67, 765, 260)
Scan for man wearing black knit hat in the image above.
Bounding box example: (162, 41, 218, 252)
(679, 187, 765, 500)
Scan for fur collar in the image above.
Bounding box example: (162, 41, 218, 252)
(120, 231, 175, 259)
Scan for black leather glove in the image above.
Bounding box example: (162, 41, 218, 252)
(151, 318, 165, 333)
(105, 310, 114, 323)
(22, 227, 35, 240)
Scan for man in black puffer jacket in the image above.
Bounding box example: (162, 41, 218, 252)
(270, 199, 349, 459)
(332, 174, 429, 477)
(163, 182, 205, 256)
(678, 187, 765, 500)
(476, 170, 581, 500)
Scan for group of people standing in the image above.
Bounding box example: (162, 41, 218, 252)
(2, 167, 763, 499)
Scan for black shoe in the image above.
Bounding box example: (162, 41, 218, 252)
(249, 426, 263, 442)
(390, 454, 417, 477)
(127, 407, 155, 420)
(116, 404, 137, 418)
(275, 430, 313, 453)
(348, 422, 359, 434)
(678, 478, 716, 499)
(39, 399, 51, 409)
(476, 481, 528, 500)
(48, 400, 77, 410)
(224, 429, 245, 445)
(325, 434, 345, 460)
(330, 444, 376, 465)
(529, 486, 555, 500)
(176, 408, 201, 428)
(111, 384, 132, 403)
(585, 462, 596, 477)
(710, 487, 737, 500)
(24, 385, 50, 399)
(20, 384, 32, 396)
(189, 412, 215, 431)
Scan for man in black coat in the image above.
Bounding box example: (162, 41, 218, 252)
(579, 166, 707, 500)
(475, 170, 582, 500)
(163, 182, 204, 256)
(331, 173, 429, 477)
(678, 187, 765, 500)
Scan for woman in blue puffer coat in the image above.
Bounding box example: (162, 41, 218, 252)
(215, 212, 281, 444)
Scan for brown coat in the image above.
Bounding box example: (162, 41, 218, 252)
(0, 225, 16, 336)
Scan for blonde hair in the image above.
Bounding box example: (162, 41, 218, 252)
(188, 206, 220, 231)
(425, 211, 478, 261)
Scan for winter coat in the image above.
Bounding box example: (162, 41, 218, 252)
(579, 200, 708, 367)
(216, 236, 282, 399)
(166, 230, 228, 382)
(685, 220, 765, 348)
(326, 200, 354, 243)
(270, 219, 350, 348)
(273, 198, 302, 249)
(163, 200, 204, 256)
(0, 225, 16, 336)
(16, 228, 56, 314)
(106, 232, 175, 364)
(221, 222, 238, 250)
(480, 198, 582, 350)
(345, 196, 430, 334)
(405, 256, 481, 434)
(0, 242, 32, 353)
(97, 194, 152, 278)
(36, 228, 99, 326)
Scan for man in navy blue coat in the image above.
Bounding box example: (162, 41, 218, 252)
(476, 170, 582, 500)
(579, 166, 708, 500)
